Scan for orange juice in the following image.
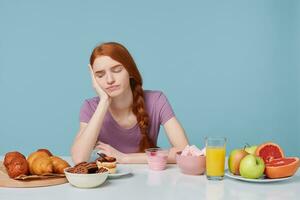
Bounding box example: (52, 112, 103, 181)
(206, 147, 226, 177)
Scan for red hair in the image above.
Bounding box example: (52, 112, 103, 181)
(89, 42, 156, 152)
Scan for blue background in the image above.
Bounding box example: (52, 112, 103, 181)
(0, 0, 299, 156)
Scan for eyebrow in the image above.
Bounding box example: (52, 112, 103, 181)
(94, 64, 122, 73)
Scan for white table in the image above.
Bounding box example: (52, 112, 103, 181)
(1, 156, 299, 200)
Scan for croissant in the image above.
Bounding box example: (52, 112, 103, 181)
(4, 151, 26, 168)
(50, 156, 70, 174)
(37, 149, 53, 156)
(6, 157, 29, 178)
(31, 156, 53, 175)
(27, 151, 50, 174)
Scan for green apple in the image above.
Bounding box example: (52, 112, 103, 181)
(244, 144, 257, 155)
(239, 154, 265, 179)
(228, 149, 249, 175)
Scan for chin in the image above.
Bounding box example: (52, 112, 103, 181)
(108, 89, 124, 98)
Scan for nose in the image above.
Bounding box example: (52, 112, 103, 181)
(106, 72, 115, 85)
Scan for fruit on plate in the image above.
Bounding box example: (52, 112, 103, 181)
(239, 154, 265, 179)
(265, 157, 300, 178)
(255, 142, 284, 163)
(244, 144, 257, 155)
(228, 149, 249, 175)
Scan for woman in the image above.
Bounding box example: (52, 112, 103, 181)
(71, 42, 189, 164)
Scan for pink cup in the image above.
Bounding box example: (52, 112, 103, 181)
(145, 148, 169, 171)
(176, 151, 206, 175)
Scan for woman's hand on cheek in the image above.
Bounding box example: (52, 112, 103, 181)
(95, 142, 126, 163)
(88, 64, 111, 104)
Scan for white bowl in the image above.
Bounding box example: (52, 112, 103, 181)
(64, 167, 108, 188)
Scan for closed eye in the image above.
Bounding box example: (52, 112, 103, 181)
(111, 65, 123, 73)
(95, 71, 105, 78)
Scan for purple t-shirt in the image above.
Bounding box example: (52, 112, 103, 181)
(79, 90, 175, 153)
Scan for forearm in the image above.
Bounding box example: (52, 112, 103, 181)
(71, 101, 109, 163)
(121, 147, 183, 164)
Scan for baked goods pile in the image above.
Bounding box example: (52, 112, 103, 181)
(3, 149, 70, 179)
(96, 153, 117, 174)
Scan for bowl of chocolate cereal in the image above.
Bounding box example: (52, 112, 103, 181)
(64, 161, 108, 188)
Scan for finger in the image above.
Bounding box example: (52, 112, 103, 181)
(94, 145, 106, 152)
(95, 143, 110, 151)
(95, 144, 105, 149)
(97, 141, 108, 146)
(96, 142, 110, 149)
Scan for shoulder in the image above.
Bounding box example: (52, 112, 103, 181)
(84, 96, 100, 104)
(81, 96, 100, 110)
(144, 90, 167, 102)
(144, 90, 170, 109)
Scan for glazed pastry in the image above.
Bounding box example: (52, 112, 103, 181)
(50, 156, 70, 174)
(31, 156, 53, 175)
(37, 149, 53, 156)
(27, 151, 50, 174)
(6, 157, 29, 178)
(96, 153, 117, 174)
(4, 151, 26, 168)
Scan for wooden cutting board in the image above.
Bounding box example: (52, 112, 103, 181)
(0, 161, 68, 188)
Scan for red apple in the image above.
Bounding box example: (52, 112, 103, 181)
(228, 149, 249, 175)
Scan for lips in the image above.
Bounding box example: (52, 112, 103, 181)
(106, 85, 120, 92)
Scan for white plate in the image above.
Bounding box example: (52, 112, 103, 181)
(225, 170, 293, 183)
(108, 166, 132, 179)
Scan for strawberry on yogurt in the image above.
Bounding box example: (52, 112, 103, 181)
(145, 148, 169, 170)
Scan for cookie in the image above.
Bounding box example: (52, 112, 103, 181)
(73, 166, 88, 174)
(86, 162, 98, 173)
(66, 167, 75, 173)
(74, 162, 88, 168)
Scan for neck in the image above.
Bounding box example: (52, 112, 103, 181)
(109, 87, 133, 114)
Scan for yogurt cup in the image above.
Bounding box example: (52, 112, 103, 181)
(145, 148, 169, 170)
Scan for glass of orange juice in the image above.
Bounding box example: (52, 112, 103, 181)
(205, 137, 226, 180)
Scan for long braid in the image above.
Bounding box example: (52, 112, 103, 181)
(131, 83, 155, 152)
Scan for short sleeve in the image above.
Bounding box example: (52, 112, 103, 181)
(157, 92, 175, 125)
(79, 100, 93, 123)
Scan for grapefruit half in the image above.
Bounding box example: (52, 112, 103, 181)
(265, 157, 300, 178)
(255, 142, 284, 163)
